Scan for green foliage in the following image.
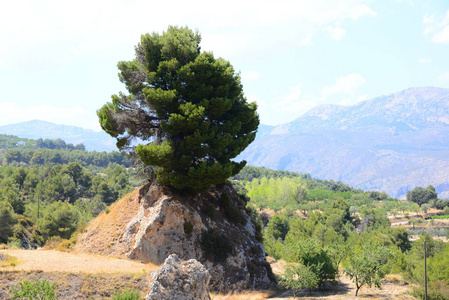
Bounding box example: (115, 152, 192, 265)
(234, 165, 305, 181)
(426, 214, 449, 220)
(435, 199, 449, 210)
(2, 148, 130, 168)
(112, 289, 141, 300)
(402, 235, 449, 298)
(0, 201, 17, 243)
(98, 26, 259, 193)
(38, 202, 80, 240)
(284, 238, 338, 288)
(221, 193, 243, 224)
(246, 204, 263, 242)
(344, 244, 393, 296)
(200, 228, 233, 262)
(9, 279, 57, 300)
(406, 185, 438, 206)
(265, 214, 289, 241)
(183, 221, 193, 234)
(280, 264, 319, 297)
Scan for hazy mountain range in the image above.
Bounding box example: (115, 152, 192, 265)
(2, 86, 449, 198)
(0, 120, 116, 152)
(239, 86, 449, 199)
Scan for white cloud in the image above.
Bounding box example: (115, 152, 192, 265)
(0, 102, 101, 131)
(419, 58, 432, 64)
(327, 26, 347, 41)
(348, 4, 377, 20)
(256, 73, 367, 125)
(0, 0, 378, 71)
(423, 10, 449, 44)
(321, 73, 366, 98)
(433, 26, 449, 43)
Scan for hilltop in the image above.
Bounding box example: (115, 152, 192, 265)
(0, 120, 116, 152)
(239, 87, 449, 198)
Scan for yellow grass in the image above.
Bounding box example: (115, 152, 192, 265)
(0, 254, 19, 268)
(74, 188, 142, 256)
(211, 291, 275, 300)
(0, 249, 157, 274)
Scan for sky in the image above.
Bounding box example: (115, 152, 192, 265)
(1, 0, 449, 131)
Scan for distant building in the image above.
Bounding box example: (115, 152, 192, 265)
(16, 141, 26, 146)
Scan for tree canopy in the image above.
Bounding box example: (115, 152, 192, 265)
(406, 185, 438, 206)
(98, 26, 259, 192)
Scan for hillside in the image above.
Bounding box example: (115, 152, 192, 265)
(0, 120, 116, 152)
(239, 87, 449, 199)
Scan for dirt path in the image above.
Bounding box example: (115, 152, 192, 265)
(1, 250, 414, 300)
(0, 249, 157, 274)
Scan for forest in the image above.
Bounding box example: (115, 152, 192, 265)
(1, 134, 449, 298)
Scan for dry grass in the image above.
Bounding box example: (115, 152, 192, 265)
(0, 254, 19, 268)
(74, 188, 142, 256)
(0, 271, 149, 299)
(211, 291, 275, 300)
(0, 249, 157, 274)
(0, 249, 155, 299)
(210, 263, 414, 300)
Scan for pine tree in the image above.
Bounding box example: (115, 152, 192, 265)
(98, 26, 259, 192)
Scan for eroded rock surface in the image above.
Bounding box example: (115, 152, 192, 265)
(76, 181, 275, 292)
(145, 254, 210, 300)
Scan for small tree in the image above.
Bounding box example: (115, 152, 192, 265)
(0, 201, 17, 244)
(285, 238, 338, 288)
(98, 26, 259, 193)
(280, 264, 319, 297)
(39, 202, 80, 240)
(345, 244, 393, 296)
(421, 203, 431, 217)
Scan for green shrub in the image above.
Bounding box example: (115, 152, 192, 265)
(9, 279, 57, 300)
(200, 228, 233, 262)
(221, 194, 243, 224)
(112, 289, 141, 300)
(412, 287, 449, 300)
(203, 203, 215, 219)
(183, 221, 193, 234)
(426, 214, 449, 220)
(246, 205, 263, 242)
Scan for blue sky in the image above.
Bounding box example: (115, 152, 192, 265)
(1, 0, 449, 131)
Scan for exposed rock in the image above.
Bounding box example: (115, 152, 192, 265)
(76, 180, 275, 292)
(145, 254, 210, 300)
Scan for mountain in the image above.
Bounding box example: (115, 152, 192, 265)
(239, 87, 449, 199)
(0, 120, 116, 152)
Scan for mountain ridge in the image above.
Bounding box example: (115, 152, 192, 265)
(240, 86, 449, 199)
(0, 120, 116, 152)
(2, 87, 449, 198)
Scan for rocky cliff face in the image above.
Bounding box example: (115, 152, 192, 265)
(75, 181, 275, 292)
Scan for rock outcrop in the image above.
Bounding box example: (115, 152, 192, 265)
(76, 180, 275, 292)
(146, 254, 210, 300)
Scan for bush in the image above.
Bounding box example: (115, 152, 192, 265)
(280, 264, 319, 297)
(9, 279, 57, 300)
(246, 204, 263, 242)
(0, 201, 17, 244)
(221, 194, 244, 224)
(200, 228, 233, 262)
(112, 289, 141, 300)
(183, 222, 193, 234)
